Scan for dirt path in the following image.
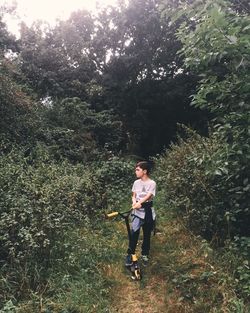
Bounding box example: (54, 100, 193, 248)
(102, 227, 170, 313)
(102, 218, 238, 313)
(101, 219, 191, 313)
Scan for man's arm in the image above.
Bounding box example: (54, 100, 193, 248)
(132, 193, 153, 209)
(132, 192, 137, 206)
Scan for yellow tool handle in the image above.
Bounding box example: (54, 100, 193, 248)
(106, 211, 119, 218)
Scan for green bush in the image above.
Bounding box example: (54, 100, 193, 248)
(162, 0, 250, 241)
(155, 126, 249, 242)
(0, 142, 105, 304)
(154, 125, 250, 300)
(95, 156, 135, 210)
(0, 140, 135, 307)
(40, 97, 124, 163)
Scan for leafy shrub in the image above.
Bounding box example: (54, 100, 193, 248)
(0, 142, 105, 304)
(158, 0, 250, 301)
(95, 156, 135, 210)
(154, 125, 250, 301)
(0, 58, 36, 144)
(39, 97, 124, 163)
(0, 140, 135, 307)
(232, 237, 250, 298)
(155, 125, 249, 242)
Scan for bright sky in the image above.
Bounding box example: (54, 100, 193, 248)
(1, 0, 118, 35)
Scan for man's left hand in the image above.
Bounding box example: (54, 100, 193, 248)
(132, 202, 142, 209)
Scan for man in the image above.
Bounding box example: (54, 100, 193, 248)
(126, 161, 156, 266)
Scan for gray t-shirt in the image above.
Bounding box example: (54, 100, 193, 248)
(131, 179, 156, 221)
(132, 179, 156, 202)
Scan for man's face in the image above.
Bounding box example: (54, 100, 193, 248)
(135, 166, 146, 178)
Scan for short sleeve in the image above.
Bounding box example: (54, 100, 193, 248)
(148, 181, 156, 196)
(132, 181, 136, 192)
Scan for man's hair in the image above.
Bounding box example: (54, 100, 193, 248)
(135, 161, 151, 175)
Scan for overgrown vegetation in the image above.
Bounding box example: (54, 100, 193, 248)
(0, 141, 131, 301)
(0, 0, 249, 311)
(155, 129, 249, 303)
(155, 126, 249, 242)
(155, 0, 250, 305)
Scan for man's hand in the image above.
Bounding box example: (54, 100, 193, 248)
(132, 202, 142, 209)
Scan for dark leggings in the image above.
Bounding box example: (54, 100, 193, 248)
(127, 206, 154, 256)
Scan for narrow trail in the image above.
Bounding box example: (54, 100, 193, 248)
(102, 217, 235, 313)
(102, 224, 169, 313)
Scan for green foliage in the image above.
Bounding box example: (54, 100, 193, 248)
(155, 127, 228, 239)
(0, 138, 134, 308)
(161, 0, 250, 239)
(226, 236, 250, 298)
(16, 0, 209, 157)
(19, 11, 96, 100)
(95, 156, 135, 210)
(175, 0, 250, 116)
(1, 221, 121, 313)
(154, 126, 250, 299)
(39, 97, 124, 162)
(97, 0, 208, 156)
(156, 0, 250, 302)
(0, 142, 106, 305)
(155, 125, 249, 240)
(0, 58, 35, 144)
(0, 53, 124, 160)
(1, 300, 17, 313)
(36, 223, 120, 313)
(1, 0, 249, 310)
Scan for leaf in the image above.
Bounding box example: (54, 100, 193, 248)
(242, 25, 250, 32)
(228, 35, 237, 44)
(214, 169, 222, 176)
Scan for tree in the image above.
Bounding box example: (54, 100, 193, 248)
(0, 2, 18, 54)
(17, 0, 211, 156)
(164, 0, 250, 236)
(40, 97, 124, 162)
(19, 11, 98, 100)
(0, 12, 35, 144)
(95, 0, 210, 156)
